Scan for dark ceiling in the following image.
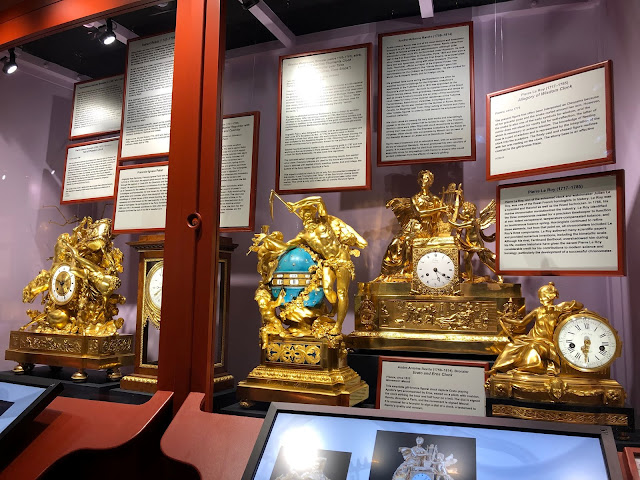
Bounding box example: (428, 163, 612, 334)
(19, 0, 509, 79)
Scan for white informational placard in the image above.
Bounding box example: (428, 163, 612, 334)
(220, 113, 258, 230)
(498, 171, 624, 274)
(61, 139, 119, 203)
(69, 75, 124, 139)
(489, 62, 613, 179)
(120, 32, 175, 159)
(378, 359, 486, 417)
(113, 163, 168, 233)
(380, 23, 474, 164)
(278, 45, 370, 193)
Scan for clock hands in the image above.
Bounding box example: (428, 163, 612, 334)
(581, 336, 591, 363)
(432, 267, 451, 281)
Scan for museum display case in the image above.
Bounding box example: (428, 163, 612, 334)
(2, 0, 640, 477)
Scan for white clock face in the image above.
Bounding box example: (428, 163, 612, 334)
(416, 251, 455, 288)
(556, 315, 618, 371)
(50, 264, 76, 305)
(148, 264, 163, 309)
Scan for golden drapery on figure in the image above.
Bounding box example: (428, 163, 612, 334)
(492, 282, 583, 375)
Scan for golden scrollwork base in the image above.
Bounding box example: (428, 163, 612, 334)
(490, 403, 630, 427)
(5, 330, 134, 373)
(347, 281, 523, 354)
(238, 335, 368, 406)
(486, 372, 626, 407)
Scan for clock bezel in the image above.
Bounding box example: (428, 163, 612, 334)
(411, 243, 460, 296)
(50, 263, 77, 306)
(143, 259, 163, 329)
(553, 310, 622, 373)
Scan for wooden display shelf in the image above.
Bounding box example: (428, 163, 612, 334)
(161, 392, 263, 479)
(0, 391, 173, 479)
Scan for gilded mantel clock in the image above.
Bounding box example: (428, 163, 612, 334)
(487, 283, 627, 426)
(121, 235, 237, 393)
(348, 170, 523, 355)
(121, 235, 164, 393)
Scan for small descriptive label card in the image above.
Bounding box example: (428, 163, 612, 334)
(379, 360, 486, 417)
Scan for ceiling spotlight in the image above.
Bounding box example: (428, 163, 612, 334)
(240, 0, 260, 10)
(2, 48, 18, 75)
(100, 19, 117, 45)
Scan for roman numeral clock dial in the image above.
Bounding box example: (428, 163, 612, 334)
(554, 312, 621, 373)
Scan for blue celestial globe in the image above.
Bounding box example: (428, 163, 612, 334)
(271, 247, 324, 307)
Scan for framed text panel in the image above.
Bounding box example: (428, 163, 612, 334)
(496, 170, 625, 276)
(377, 356, 488, 417)
(378, 22, 475, 166)
(69, 75, 124, 140)
(487, 61, 614, 180)
(61, 138, 119, 204)
(112, 162, 168, 234)
(276, 44, 371, 194)
(119, 31, 175, 161)
(220, 112, 260, 231)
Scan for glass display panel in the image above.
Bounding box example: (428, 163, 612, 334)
(244, 404, 618, 480)
(0, 379, 61, 446)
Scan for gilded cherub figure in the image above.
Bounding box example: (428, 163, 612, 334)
(448, 199, 502, 283)
(491, 282, 583, 375)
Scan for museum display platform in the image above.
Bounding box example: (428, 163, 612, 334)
(0, 367, 150, 405)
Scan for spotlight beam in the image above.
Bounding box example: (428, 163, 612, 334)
(418, 0, 434, 18)
(240, 0, 296, 48)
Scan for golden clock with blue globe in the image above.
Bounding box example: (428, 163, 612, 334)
(237, 192, 369, 406)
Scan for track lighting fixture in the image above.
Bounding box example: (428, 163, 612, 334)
(100, 19, 117, 45)
(2, 48, 18, 75)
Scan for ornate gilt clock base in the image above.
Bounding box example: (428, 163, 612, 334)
(347, 282, 522, 354)
(486, 371, 626, 407)
(237, 335, 368, 407)
(5, 331, 134, 383)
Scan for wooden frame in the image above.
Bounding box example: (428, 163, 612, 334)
(487, 61, 614, 181)
(68, 74, 124, 140)
(112, 161, 169, 234)
(0, 0, 226, 427)
(275, 43, 372, 194)
(220, 111, 260, 232)
(378, 22, 475, 166)
(60, 137, 119, 204)
(496, 170, 625, 276)
(375, 356, 489, 410)
(624, 447, 640, 480)
(118, 31, 176, 162)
